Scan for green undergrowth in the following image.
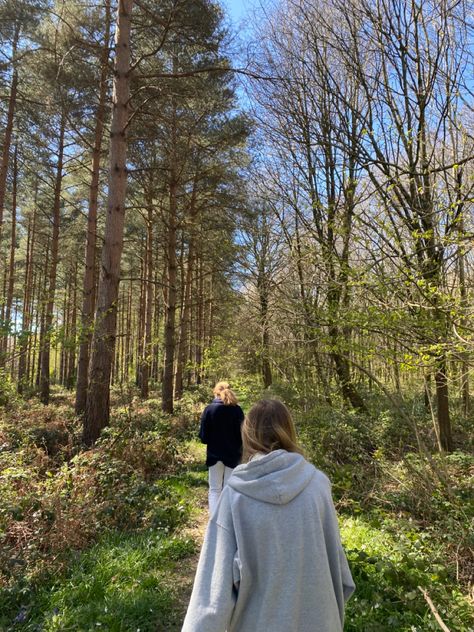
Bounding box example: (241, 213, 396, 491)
(0, 466, 208, 632)
(10, 531, 195, 632)
(295, 397, 474, 632)
(2, 383, 473, 631)
(340, 515, 473, 631)
(0, 386, 209, 632)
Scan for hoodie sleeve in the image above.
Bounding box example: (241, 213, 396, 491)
(182, 503, 238, 632)
(318, 474, 355, 625)
(340, 547, 355, 602)
(198, 407, 210, 444)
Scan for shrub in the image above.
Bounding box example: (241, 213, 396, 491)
(342, 515, 474, 631)
(0, 371, 18, 409)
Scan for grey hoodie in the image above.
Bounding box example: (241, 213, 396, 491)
(182, 450, 355, 632)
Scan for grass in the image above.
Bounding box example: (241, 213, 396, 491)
(0, 440, 208, 632)
(341, 515, 474, 632)
(3, 531, 194, 632)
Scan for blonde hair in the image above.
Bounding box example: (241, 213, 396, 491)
(242, 399, 304, 461)
(213, 381, 238, 406)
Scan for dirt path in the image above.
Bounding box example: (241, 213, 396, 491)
(170, 456, 209, 630)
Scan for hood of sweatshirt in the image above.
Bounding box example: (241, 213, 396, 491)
(228, 449, 316, 505)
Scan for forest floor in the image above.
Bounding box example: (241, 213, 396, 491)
(0, 386, 473, 631)
(166, 445, 208, 630)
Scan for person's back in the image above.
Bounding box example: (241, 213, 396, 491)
(183, 399, 355, 632)
(200, 398, 243, 467)
(199, 381, 244, 513)
(222, 451, 350, 631)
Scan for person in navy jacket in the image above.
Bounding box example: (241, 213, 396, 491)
(199, 381, 244, 513)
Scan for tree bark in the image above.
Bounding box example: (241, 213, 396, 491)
(75, 0, 112, 414)
(67, 263, 77, 388)
(0, 27, 19, 246)
(18, 198, 36, 392)
(84, 0, 133, 446)
(140, 200, 154, 398)
(39, 116, 66, 404)
(175, 177, 198, 400)
(161, 173, 178, 412)
(162, 59, 179, 413)
(0, 144, 18, 369)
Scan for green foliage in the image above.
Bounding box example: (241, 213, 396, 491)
(172, 386, 210, 441)
(297, 405, 374, 482)
(200, 336, 246, 385)
(341, 516, 474, 631)
(1, 531, 195, 631)
(0, 370, 19, 408)
(0, 399, 195, 629)
(229, 374, 265, 412)
(297, 400, 473, 630)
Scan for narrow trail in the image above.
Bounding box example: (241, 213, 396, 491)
(169, 448, 209, 630)
(172, 496, 208, 628)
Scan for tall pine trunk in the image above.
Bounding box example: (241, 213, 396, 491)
(175, 177, 198, 399)
(161, 174, 178, 412)
(76, 0, 112, 414)
(83, 0, 133, 446)
(67, 263, 77, 389)
(39, 117, 66, 404)
(162, 68, 179, 413)
(0, 145, 17, 369)
(18, 200, 36, 391)
(140, 201, 153, 398)
(0, 27, 19, 246)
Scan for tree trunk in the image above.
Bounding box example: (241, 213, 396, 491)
(60, 280, 69, 385)
(195, 252, 204, 385)
(162, 62, 179, 413)
(140, 201, 153, 399)
(152, 268, 160, 381)
(0, 144, 17, 369)
(67, 263, 77, 389)
(175, 177, 198, 400)
(75, 0, 112, 414)
(331, 344, 368, 412)
(84, 0, 133, 446)
(0, 28, 19, 246)
(175, 238, 193, 400)
(35, 239, 49, 389)
(161, 176, 178, 412)
(435, 359, 453, 452)
(18, 199, 36, 392)
(40, 116, 66, 404)
(136, 246, 146, 387)
(258, 281, 272, 388)
(125, 280, 133, 381)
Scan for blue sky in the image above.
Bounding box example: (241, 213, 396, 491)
(222, 0, 257, 24)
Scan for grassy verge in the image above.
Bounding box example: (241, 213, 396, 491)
(0, 385, 209, 632)
(341, 515, 473, 631)
(0, 462, 208, 632)
(24, 531, 194, 632)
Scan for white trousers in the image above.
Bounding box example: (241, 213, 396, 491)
(208, 461, 233, 515)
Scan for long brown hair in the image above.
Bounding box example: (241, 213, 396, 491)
(213, 381, 238, 406)
(242, 399, 304, 461)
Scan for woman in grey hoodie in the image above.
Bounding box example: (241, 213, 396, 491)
(182, 399, 355, 632)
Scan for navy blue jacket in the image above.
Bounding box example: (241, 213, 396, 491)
(199, 398, 244, 468)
